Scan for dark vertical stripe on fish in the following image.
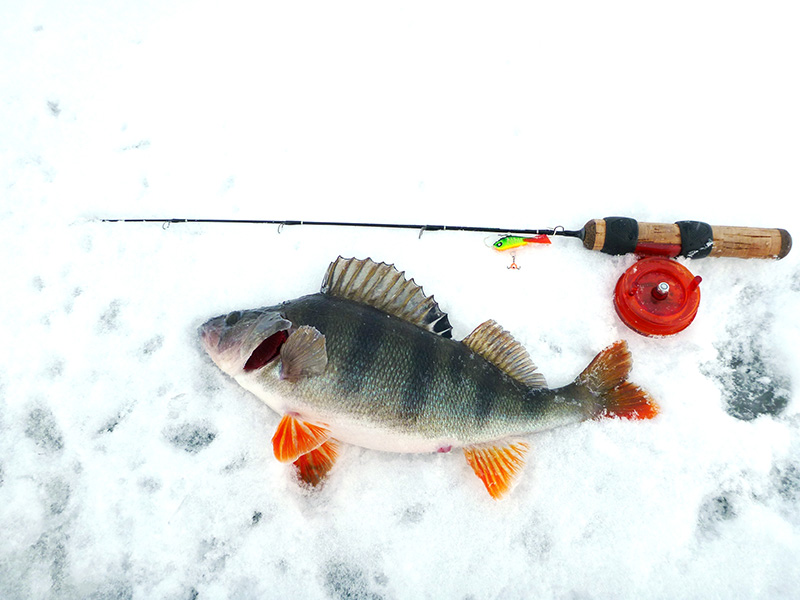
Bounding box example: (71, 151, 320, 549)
(399, 331, 434, 423)
(446, 340, 467, 385)
(474, 364, 500, 427)
(337, 314, 385, 396)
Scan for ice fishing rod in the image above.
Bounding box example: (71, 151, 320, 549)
(102, 216, 792, 337)
(99, 217, 583, 239)
(100, 216, 791, 260)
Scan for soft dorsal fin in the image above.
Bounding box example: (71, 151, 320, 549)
(462, 320, 547, 388)
(321, 257, 453, 338)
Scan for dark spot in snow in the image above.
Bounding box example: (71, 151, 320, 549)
(717, 349, 790, 421)
(773, 462, 800, 503)
(703, 285, 792, 421)
(166, 423, 217, 454)
(100, 416, 120, 434)
(790, 268, 800, 292)
(324, 561, 386, 600)
(252, 511, 262, 525)
(47, 100, 61, 117)
(87, 581, 134, 600)
(142, 335, 163, 356)
(139, 477, 162, 493)
(121, 140, 150, 151)
(31, 530, 68, 594)
(197, 537, 228, 573)
(98, 300, 122, 332)
(46, 357, 64, 379)
(399, 503, 426, 525)
(697, 492, 738, 539)
(45, 477, 71, 515)
(25, 407, 64, 453)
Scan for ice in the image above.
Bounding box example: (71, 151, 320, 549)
(2, 1, 799, 598)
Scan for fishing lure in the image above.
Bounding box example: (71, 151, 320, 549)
(492, 235, 551, 251)
(490, 235, 551, 269)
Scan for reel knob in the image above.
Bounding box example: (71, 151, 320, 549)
(614, 257, 702, 336)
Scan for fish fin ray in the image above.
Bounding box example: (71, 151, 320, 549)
(279, 326, 328, 381)
(576, 341, 659, 419)
(293, 439, 340, 486)
(462, 320, 547, 388)
(321, 257, 453, 338)
(272, 414, 331, 463)
(463, 440, 529, 500)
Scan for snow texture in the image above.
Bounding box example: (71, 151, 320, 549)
(2, 1, 799, 598)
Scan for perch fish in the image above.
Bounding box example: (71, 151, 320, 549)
(199, 257, 658, 499)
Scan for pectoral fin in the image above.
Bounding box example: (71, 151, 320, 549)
(293, 439, 340, 486)
(280, 326, 328, 381)
(272, 414, 331, 463)
(463, 440, 530, 500)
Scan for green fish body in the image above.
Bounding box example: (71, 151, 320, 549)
(200, 257, 657, 498)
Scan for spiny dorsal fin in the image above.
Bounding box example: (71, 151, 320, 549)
(321, 257, 453, 338)
(462, 320, 547, 388)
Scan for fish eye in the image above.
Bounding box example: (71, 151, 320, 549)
(225, 311, 241, 326)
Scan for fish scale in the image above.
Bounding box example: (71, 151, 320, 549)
(278, 294, 524, 439)
(200, 257, 658, 499)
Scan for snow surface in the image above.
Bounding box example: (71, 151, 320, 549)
(2, 1, 800, 598)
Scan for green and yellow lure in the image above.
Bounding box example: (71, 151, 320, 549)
(492, 234, 551, 251)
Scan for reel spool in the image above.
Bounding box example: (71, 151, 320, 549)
(614, 257, 702, 337)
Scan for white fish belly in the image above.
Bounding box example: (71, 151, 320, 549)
(236, 373, 458, 454)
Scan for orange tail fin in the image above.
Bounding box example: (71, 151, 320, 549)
(576, 341, 659, 420)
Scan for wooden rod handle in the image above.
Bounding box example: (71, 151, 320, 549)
(582, 218, 792, 259)
(706, 225, 792, 259)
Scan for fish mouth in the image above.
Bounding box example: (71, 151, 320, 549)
(199, 309, 292, 375)
(243, 328, 289, 372)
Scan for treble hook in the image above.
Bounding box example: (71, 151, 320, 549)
(507, 253, 521, 269)
(277, 222, 285, 234)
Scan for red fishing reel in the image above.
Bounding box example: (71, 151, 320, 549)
(614, 257, 702, 337)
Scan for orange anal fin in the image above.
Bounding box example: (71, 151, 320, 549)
(272, 414, 331, 463)
(293, 439, 340, 486)
(463, 440, 529, 500)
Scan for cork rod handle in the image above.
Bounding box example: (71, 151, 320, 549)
(582, 218, 792, 259)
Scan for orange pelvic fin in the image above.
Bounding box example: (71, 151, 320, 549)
(272, 414, 331, 463)
(463, 440, 530, 500)
(293, 439, 340, 486)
